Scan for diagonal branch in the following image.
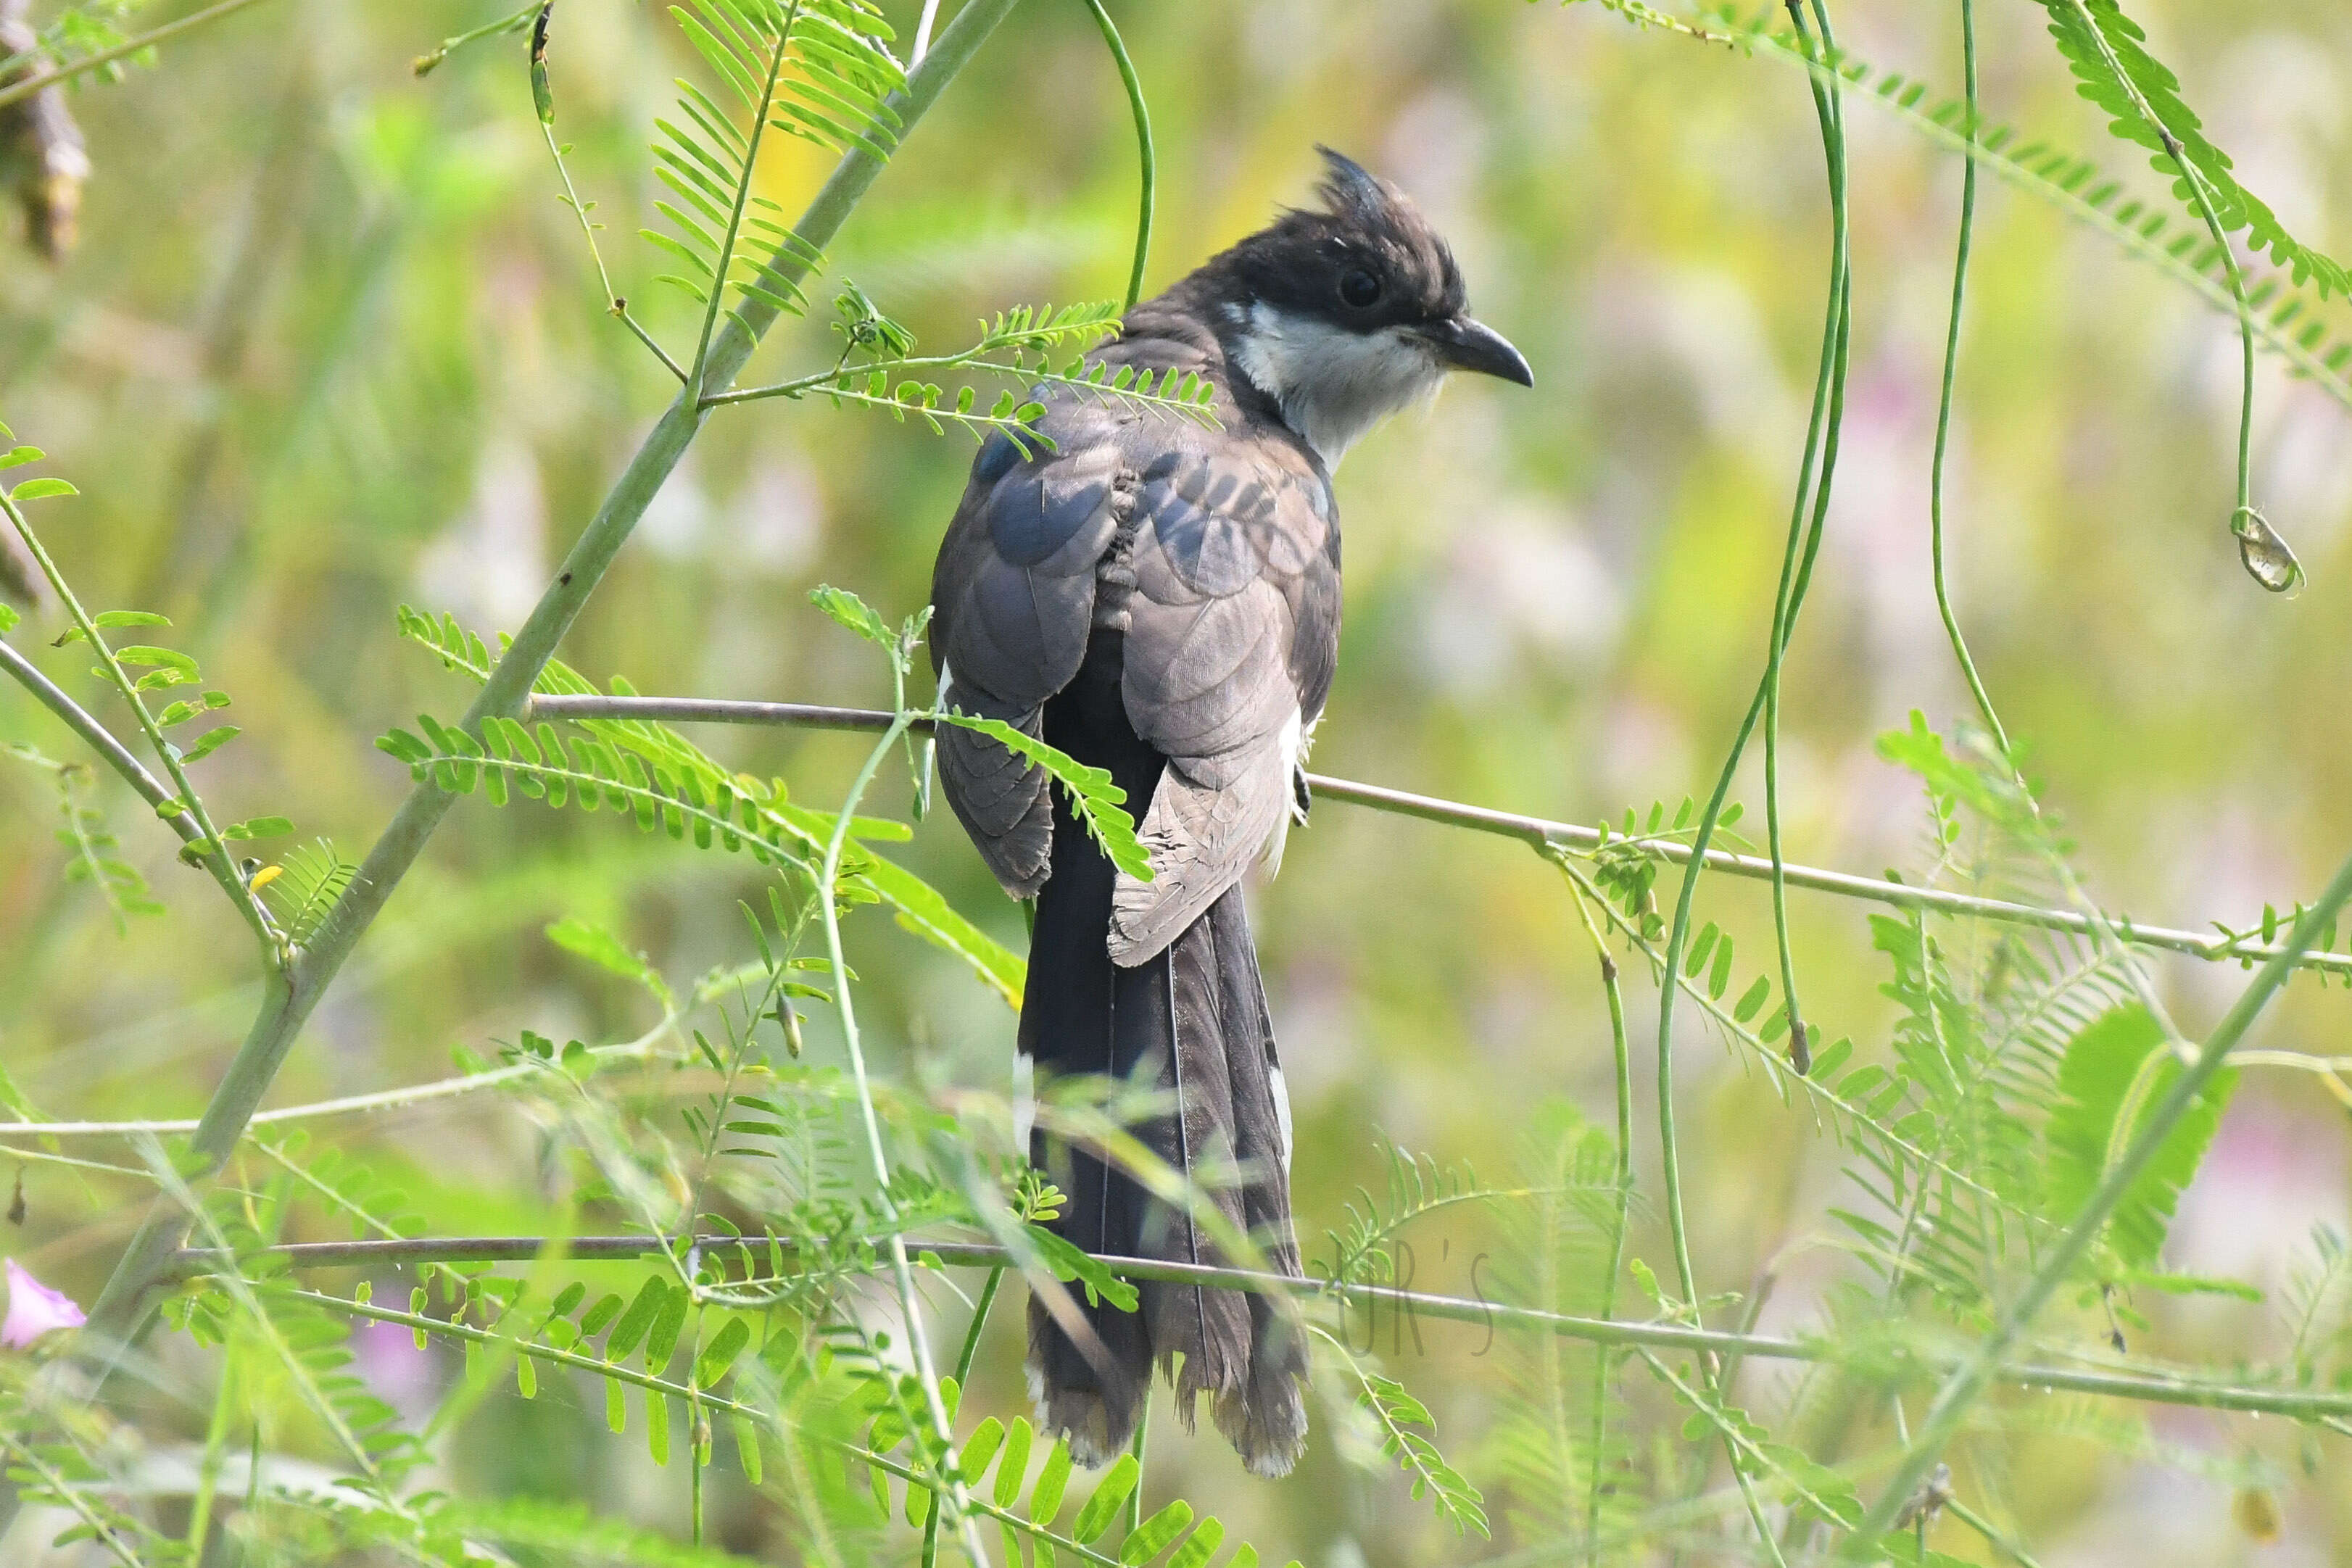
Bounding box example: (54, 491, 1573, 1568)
(73, 0, 1028, 1352)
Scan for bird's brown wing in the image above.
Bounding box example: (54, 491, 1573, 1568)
(1106, 431, 1338, 963)
(929, 397, 1127, 898)
(930, 364, 1341, 956)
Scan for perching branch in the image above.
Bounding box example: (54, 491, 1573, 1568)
(523, 692, 2352, 979)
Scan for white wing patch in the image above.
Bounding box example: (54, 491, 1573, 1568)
(1259, 703, 1306, 877)
(1268, 1065, 1293, 1174)
(1013, 1051, 1035, 1150)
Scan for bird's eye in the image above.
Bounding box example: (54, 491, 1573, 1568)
(1337, 267, 1383, 309)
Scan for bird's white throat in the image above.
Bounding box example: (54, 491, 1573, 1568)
(1227, 301, 1446, 468)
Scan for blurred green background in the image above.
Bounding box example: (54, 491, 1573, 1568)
(6, 0, 2352, 1559)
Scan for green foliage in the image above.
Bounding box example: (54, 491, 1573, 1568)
(2021, 0, 2349, 296)
(2279, 1224, 2352, 1387)
(724, 297, 1215, 453)
(15, 6, 2352, 1567)
(1476, 1103, 1633, 1545)
(1643, 1349, 1864, 1530)
(1730, 22, 2352, 408)
(436, 1495, 784, 1567)
(832, 276, 916, 359)
(641, 0, 903, 331)
(1022, 1221, 1140, 1311)
(548, 912, 679, 1011)
(937, 709, 1154, 884)
(2, 739, 162, 932)
(3, 1, 158, 82)
(1322, 1137, 1512, 1288)
(377, 709, 832, 867)
(865, 1411, 1289, 1568)
(2043, 1003, 2235, 1274)
(1347, 1358, 1490, 1537)
(389, 602, 1024, 1006)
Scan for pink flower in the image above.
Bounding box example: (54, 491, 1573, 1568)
(2, 1258, 86, 1348)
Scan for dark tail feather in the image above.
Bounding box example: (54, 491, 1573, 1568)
(1022, 821, 1307, 1475)
(1165, 889, 1309, 1475)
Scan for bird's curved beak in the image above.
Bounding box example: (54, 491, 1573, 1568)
(1419, 315, 1533, 387)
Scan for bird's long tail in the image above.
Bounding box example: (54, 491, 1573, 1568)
(1019, 739, 1307, 1477)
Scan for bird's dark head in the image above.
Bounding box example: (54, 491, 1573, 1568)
(1191, 146, 1531, 466)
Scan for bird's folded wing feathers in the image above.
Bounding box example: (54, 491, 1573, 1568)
(930, 410, 1126, 897)
(1110, 445, 1338, 961)
(929, 362, 1341, 943)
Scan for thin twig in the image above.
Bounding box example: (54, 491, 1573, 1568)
(1946, 1496, 2045, 1568)
(534, 96, 686, 383)
(920, 1262, 1005, 1568)
(410, 1, 537, 76)
(149, 1235, 2352, 1422)
(0, 0, 274, 112)
(1927, 0, 2005, 757)
(817, 708, 987, 1560)
(0, 1030, 677, 1138)
(0, 638, 189, 837)
(1, 497, 278, 953)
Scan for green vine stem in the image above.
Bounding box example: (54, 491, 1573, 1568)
(1852, 845, 2352, 1540)
(920, 1263, 1006, 1568)
(1928, 0, 2009, 758)
(2060, 0, 2277, 583)
(1126, 1391, 1150, 1538)
(2055, 0, 2278, 590)
(1563, 877, 1636, 1558)
(1649, 0, 1853, 1358)
(1757, 0, 1851, 1086)
(1643, 10, 1852, 1288)
(1080, 0, 1154, 310)
(815, 695, 988, 1565)
(1658, 14, 2351, 415)
(68, 0, 1028, 1371)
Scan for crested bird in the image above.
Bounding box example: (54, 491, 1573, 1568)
(929, 147, 1531, 1477)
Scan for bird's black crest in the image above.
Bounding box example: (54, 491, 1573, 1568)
(1193, 146, 1467, 328)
